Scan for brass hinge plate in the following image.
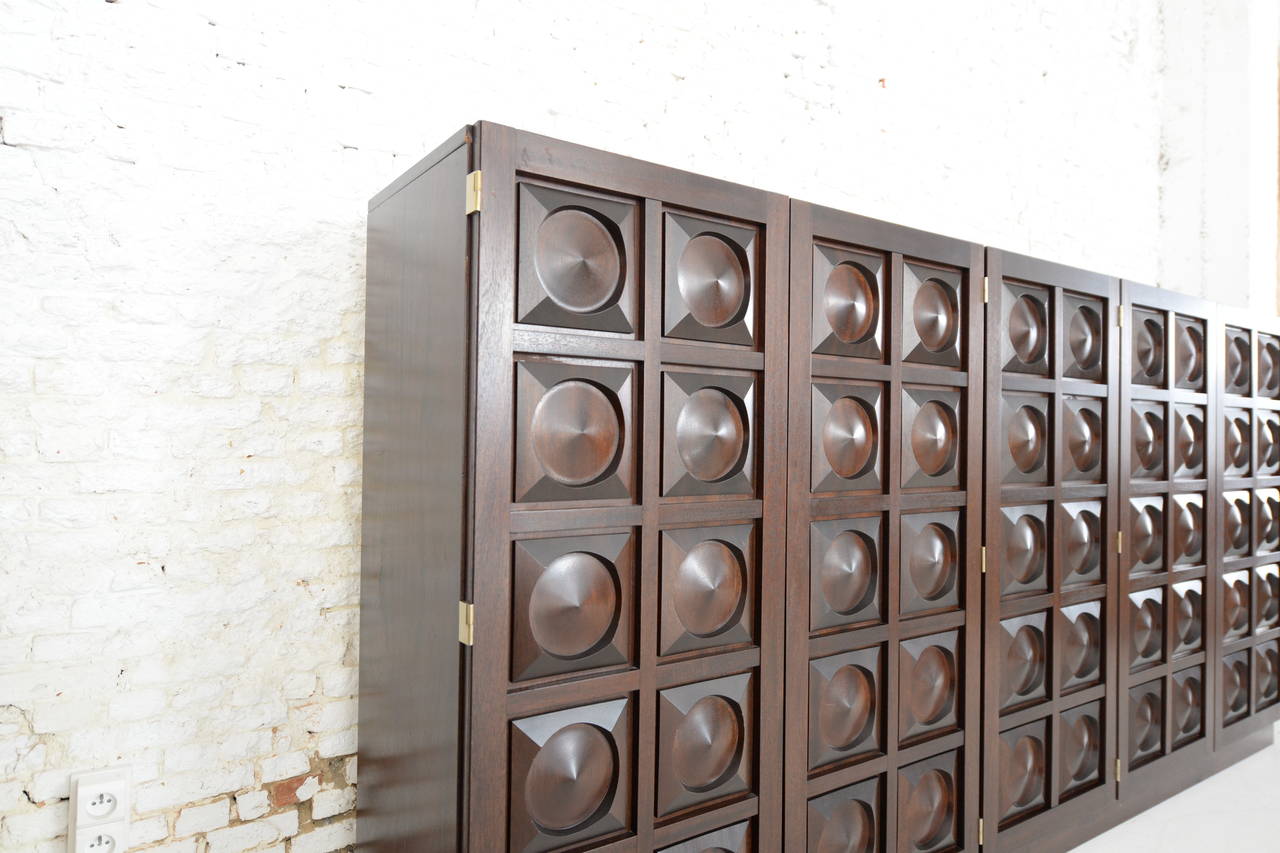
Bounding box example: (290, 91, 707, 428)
(1117, 530, 1124, 555)
(978, 817, 985, 846)
(1117, 305, 1124, 328)
(982, 275, 990, 304)
(981, 545, 987, 574)
(458, 601, 475, 646)
(465, 170, 482, 215)
(1116, 757, 1123, 780)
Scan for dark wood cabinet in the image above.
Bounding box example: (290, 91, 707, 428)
(360, 122, 1280, 852)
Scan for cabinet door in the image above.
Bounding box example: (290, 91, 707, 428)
(785, 202, 983, 852)
(981, 250, 1119, 851)
(468, 122, 788, 852)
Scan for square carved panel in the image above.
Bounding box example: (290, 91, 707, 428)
(1128, 588, 1165, 672)
(1223, 569, 1253, 640)
(662, 369, 756, 498)
(658, 821, 752, 853)
(807, 776, 881, 853)
(1129, 401, 1166, 480)
(1171, 580, 1204, 657)
(1000, 280, 1050, 376)
(1059, 700, 1104, 798)
(812, 243, 885, 360)
(1258, 411, 1280, 474)
(896, 749, 961, 853)
(1259, 333, 1280, 397)
(509, 698, 633, 853)
(999, 612, 1049, 712)
(1224, 490, 1252, 559)
(903, 262, 964, 368)
(1060, 501, 1104, 588)
(900, 511, 962, 617)
(901, 386, 962, 490)
(664, 212, 757, 346)
(515, 358, 636, 504)
(1256, 641, 1280, 710)
(1063, 293, 1106, 382)
(811, 380, 884, 493)
(1171, 665, 1205, 749)
(808, 644, 883, 771)
(659, 523, 756, 656)
(1256, 489, 1280, 554)
(1173, 315, 1207, 391)
(1127, 496, 1165, 577)
(1225, 326, 1252, 394)
(656, 672, 755, 817)
(810, 514, 884, 631)
(1171, 405, 1206, 479)
(1062, 396, 1104, 481)
(1128, 679, 1164, 769)
(1255, 564, 1280, 632)
(517, 182, 638, 334)
(1000, 392, 1050, 485)
(997, 718, 1048, 827)
(1225, 408, 1252, 476)
(512, 531, 635, 682)
(999, 504, 1050, 597)
(898, 631, 961, 745)
(1059, 601, 1103, 692)
(1171, 493, 1204, 567)
(1131, 307, 1166, 387)
(1223, 650, 1251, 725)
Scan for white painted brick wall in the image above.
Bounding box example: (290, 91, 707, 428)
(0, 1, 1274, 852)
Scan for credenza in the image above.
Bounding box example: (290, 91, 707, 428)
(358, 121, 1280, 852)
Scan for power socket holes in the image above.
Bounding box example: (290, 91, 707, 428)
(68, 768, 129, 853)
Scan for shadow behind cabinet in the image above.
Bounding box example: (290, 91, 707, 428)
(360, 122, 1280, 852)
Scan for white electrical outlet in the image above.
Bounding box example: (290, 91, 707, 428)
(69, 768, 130, 853)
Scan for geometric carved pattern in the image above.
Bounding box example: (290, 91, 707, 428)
(1062, 396, 1105, 481)
(1223, 570, 1252, 640)
(999, 612, 1049, 712)
(1173, 315, 1206, 392)
(1130, 402, 1166, 480)
(1225, 407, 1252, 476)
(1127, 679, 1163, 768)
(1225, 326, 1252, 395)
(1128, 589, 1165, 671)
(657, 673, 755, 817)
(808, 645, 883, 771)
(1000, 393, 1050, 485)
(1000, 281, 1050, 376)
(902, 386, 962, 490)
(1171, 493, 1205, 566)
(1222, 651, 1251, 726)
(659, 523, 756, 657)
(1061, 500, 1104, 588)
(897, 749, 961, 853)
(900, 511, 962, 617)
(1128, 496, 1165, 577)
(1224, 490, 1252, 558)
(1172, 404, 1206, 479)
(1258, 412, 1280, 474)
(812, 244, 885, 360)
(1171, 666, 1205, 748)
(657, 821, 752, 853)
(1259, 334, 1280, 397)
(1060, 601, 1104, 691)
(903, 263, 963, 369)
(811, 381, 883, 493)
(664, 212, 757, 346)
(1171, 580, 1204, 657)
(1256, 565, 1280, 631)
(807, 776, 881, 853)
(997, 718, 1048, 826)
(809, 515, 884, 631)
(1131, 308, 1166, 387)
(999, 504, 1050, 597)
(1064, 293, 1106, 382)
(1058, 701, 1104, 799)
(898, 631, 961, 745)
(662, 370, 756, 498)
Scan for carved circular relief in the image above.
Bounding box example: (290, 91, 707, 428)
(1132, 598, 1163, 662)
(821, 530, 878, 616)
(1067, 407, 1103, 473)
(1001, 735, 1045, 813)
(1175, 587, 1203, 649)
(1261, 648, 1280, 699)
(824, 263, 878, 344)
(1008, 405, 1047, 474)
(530, 552, 619, 659)
(1133, 410, 1165, 473)
(1065, 510, 1102, 578)
(1064, 713, 1101, 783)
(910, 401, 958, 477)
(1227, 334, 1250, 389)
(535, 208, 623, 314)
(1226, 498, 1250, 552)
(1135, 318, 1164, 380)
(677, 234, 747, 329)
(913, 279, 958, 353)
(1069, 304, 1103, 371)
(524, 723, 616, 832)
(673, 540, 744, 638)
(823, 397, 877, 480)
(818, 664, 876, 751)
(1133, 504, 1164, 567)
(676, 388, 747, 483)
(1006, 625, 1046, 699)
(1225, 578, 1250, 634)
(905, 769, 955, 850)
(1224, 660, 1249, 713)
(1174, 410, 1204, 471)
(1261, 573, 1280, 624)
(1261, 500, 1280, 549)
(1009, 294, 1048, 365)
(1064, 612, 1102, 681)
(1005, 513, 1046, 586)
(1132, 693, 1161, 752)
(1173, 675, 1202, 736)
(1260, 421, 1278, 469)
(531, 381, 622, 487)
(672, 695, 742, 792)
(1176, 323, 1205, 386)
(909, 646, 956, 725)
(909, 523, 958, 602)
(1265, 340, 1280, 393)
(1173, 501, 1203, 562)
(1226, 415, 1250, 469)
(816, 799, 875, 853)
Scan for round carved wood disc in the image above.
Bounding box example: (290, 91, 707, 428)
(905, 769, 955, 850)
(818, 664, 876, 751)
(1224, 660, 1249, 712)
(524, 723, 616, 832)
(1227, 334, 1250, 388)
(1132, 693, 1161, 752)
(1175, 588, 1203, 649)
(1174, 410, 1204, 470)
(1067, 407, 1103, 473)
(1132, 598, 1163, 661)
(534, 208, 623, 314)
(1064, 612, 1101, 681)
(1265, 340, 1280, 393)
(1009, 294, 1048, 365)
(821, 530, 877, 616)
(672, 695, 742, 791)
(1176, 323, 1205, 386)
(1225, 578, 1250, 633)
(1008, 405, 1047, 474)
(1135, 318, 1164, 379)
(676, 387, 747, 482)
(1133, 504, 1164, 566)
(1261, 648, 1280, 699)
(673, 540, 744, 638)
(1226, 415, 1250, 469)
(1133, 410, 1165, 473)
(1006, 625, 1046, 699)
(1064, 713, 1100, 783)
(1260, 421, 1278, 469)
(913, 279, 958, 352)
(909, 523, 958, 601)
(1268, 421, 1280, 468)
(1173, 501, 1203, 562)
(1260, 573, 1280, 623)
(1065, 510, 1102, 578)
(1261, 499, 1280, 550)
(1005, 513, 1046, 586)
(1069, 304, 1103, 371)
(1226, 499, 1250, 552)
(1173, 675, 1202, 735)
(530, 552, 619, 659)
(823, 397, 877, 480)
(816, 798, 875, 853)
(824, 263, 877, 344)
(910, 401, 958, 477)
(677, 234, 747, 329)
(909, 646, 956, 725)
(1001, 735, 1045, 813)
(531, 380, 621, 487)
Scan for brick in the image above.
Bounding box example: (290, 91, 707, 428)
(204, 809, 297, 853)
(174, 798, 230, 836)
(235, 788, 269, 821)
(311, 785, 356, 820)
(288, 817, 355, 853)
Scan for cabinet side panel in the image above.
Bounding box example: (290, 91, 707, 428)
(359, 143, 471, 851)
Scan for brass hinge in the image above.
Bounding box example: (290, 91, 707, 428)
(1117, 305, 1124, 328)
(1116, 530, 1123, 555)
(982, 275, 990, 304)
(1115, 757, 1123, 781)
(978, 817, 985, 846)
(464, 170, 482, 215)
(980, 545, 987, 574)
(458, 601, 475, 645)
